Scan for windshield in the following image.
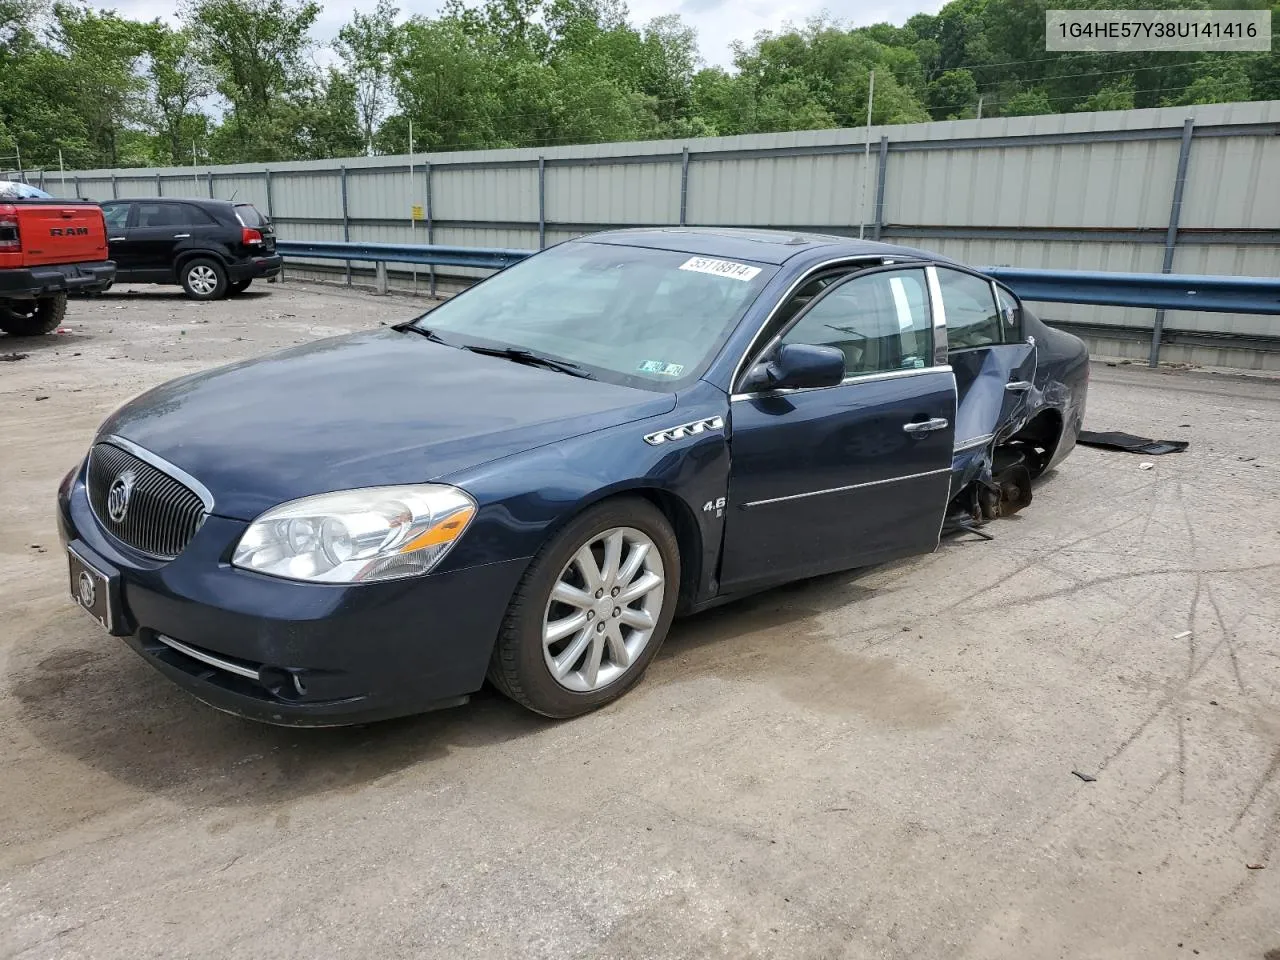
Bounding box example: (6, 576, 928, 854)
(413, 242, 776, 390)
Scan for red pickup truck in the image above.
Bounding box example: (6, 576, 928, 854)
(0, 198, 116, 336)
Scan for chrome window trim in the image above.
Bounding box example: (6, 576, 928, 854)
(729, 254, 920, 393)
(953, 432, 994, 453)
(742, 467, 952, 509)
(98, 433, 215, 510)
(731, 363, 953, 402)
(925, 265, 949, 364)
(155, 634, 260, 680)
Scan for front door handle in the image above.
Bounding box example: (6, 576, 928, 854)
(1005, 380, 1033, 392)
(903, 417, 949, 435)
(173, 233, 191, 239)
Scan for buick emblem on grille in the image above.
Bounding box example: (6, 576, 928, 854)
(106, 471, 135, 523)
(77, 571, 96, 608)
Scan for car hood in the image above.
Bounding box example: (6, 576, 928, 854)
(100, 329, 676, 520)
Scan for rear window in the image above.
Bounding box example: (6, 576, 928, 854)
(235, 204, 268, 227)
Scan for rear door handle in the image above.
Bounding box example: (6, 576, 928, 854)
(903, 418, 949, 435)
(1005, 380, 1033, 392)
(173, 233, 191, 239)
(108, 237, 126, 242)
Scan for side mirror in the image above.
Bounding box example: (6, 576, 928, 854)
(743, 342, 846, 392)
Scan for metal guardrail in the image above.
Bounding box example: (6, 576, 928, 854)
(274, 240, 1280, 366)
(274, 240, 532, 270)
(982, 267, 1280, 316)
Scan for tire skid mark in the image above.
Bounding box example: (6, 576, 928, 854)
(1230, 746, 1280, 833)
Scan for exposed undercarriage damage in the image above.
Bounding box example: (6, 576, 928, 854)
(944, 430, 1056, 539)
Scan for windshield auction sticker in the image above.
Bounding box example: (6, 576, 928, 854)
(679, 257, 762, 282)
(1047, 9, 1270, 52)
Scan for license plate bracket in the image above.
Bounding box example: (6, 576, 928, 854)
(67, 545, 125, 635)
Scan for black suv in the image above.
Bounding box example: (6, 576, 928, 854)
(99, 198, 281, 300)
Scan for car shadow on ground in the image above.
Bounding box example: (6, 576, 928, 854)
(11, 563, 910, 822)
(104, 288, 273, 301)
(0, 330, 95, 355)
(9, 526, 1001, 837)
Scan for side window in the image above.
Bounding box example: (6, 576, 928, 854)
(936, 268, 1001, 349)
(780, 268, 933, 378)
(136, 203, 187, 228)
(102, 203, 130, 232)
(180, 204, 217, 225)
(995, 285, 1022, 341)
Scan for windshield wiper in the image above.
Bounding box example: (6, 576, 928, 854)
(461, 344, 594, 379)
(394, 322, 450, 344)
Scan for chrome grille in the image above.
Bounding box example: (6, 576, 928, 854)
(87, 442, 207, 559)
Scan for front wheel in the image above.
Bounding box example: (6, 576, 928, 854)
(180, 258, 228, 300)
(488, 498, 680, 718)
(0, 293, 66, 336)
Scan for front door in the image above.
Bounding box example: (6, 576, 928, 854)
(720, 266, 957, 592)
(101, 202, 137, 274)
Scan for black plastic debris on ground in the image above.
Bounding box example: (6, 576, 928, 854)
(1078, 430, 1189, 456)
(1, 352, 29, 362)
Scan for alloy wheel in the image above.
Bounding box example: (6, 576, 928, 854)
(542, 526, 665, 692)
(187, 265, 218, 296)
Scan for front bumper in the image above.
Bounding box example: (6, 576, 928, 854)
(0, 261, 116, 299)
(57, 465, 528, 726)
(228, 253, 283, 282)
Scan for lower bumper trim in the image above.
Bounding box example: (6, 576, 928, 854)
(155, 633, 260, 680)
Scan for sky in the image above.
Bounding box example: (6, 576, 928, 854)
(109, 0, 947, 69)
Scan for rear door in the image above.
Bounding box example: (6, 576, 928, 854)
(720, 266, 957, 592)
(128, 202, 214, 277)
(937, 267, 1037, 453)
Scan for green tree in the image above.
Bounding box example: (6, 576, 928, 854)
(50, 3, 152, 166)
(184, 0, 320, 150)
(335, 0, 399, 154)
(1001, 88, 1053, 116)
(926, 68, 978, 119)
(141, 23, 210, 165)
(1078, 78, 1136, 112)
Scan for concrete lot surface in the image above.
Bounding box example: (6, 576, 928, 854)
(2, 283, 1278, 960)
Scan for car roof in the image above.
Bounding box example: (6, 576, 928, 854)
(577, 227, 946, 266)
(102, 197, 252, 208)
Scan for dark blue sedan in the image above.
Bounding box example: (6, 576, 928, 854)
(57, 229, 1089, 725)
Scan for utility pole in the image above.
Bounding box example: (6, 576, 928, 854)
(977, 95, 984, 120)
(859, 71, 875, 240)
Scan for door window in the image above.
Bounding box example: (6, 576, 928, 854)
(936, 268, 1002, 349)
(778, 268, 933, 377)
(102, 203, 130, 232)
(135, 202, 206, 228)
(995, 284, 1022, 341)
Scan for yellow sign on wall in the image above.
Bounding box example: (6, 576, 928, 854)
(411, 204, 424, 221)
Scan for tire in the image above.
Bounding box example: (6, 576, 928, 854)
(0, 293, 66, 336)
(180, 257, 228, 300)
(488, 497, 681, 718)
(228, 278, 253, 296)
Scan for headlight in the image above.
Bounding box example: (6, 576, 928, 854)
(232, 485, 476, 584)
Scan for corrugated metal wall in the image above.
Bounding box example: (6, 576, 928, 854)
(13, 100, 1280, 367)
